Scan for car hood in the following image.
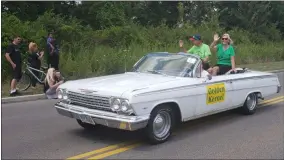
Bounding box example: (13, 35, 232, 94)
(60, 72, 180, 97)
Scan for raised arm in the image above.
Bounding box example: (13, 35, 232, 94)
(38, 51, 44, 60)
(210, 33, 220, 53)
(179, 40, 188, 53)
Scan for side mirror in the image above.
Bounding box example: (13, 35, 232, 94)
(207, 74, 212, 80)
(202, 74, 212, 82)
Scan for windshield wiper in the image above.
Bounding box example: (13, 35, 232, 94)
(145, 70, 168, 76)
(146, 70, 160, 74)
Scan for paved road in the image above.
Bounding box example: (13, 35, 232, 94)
(2, 72, 284, 159)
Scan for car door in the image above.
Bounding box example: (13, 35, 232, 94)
(195, 75, 234, 117)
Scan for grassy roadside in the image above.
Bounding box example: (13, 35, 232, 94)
(1, 61, 284, 98)
(239, 61, 284, 71)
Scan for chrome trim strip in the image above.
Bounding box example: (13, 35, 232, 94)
(183, 103, 243, 122)
(67, 91, 112, 111)
(277, 85, 282, 93)
(55, 102, 150, 124)
(191, 59, 202, 78)
(68, 91, 110, 99)
(134, 74, 277, 97)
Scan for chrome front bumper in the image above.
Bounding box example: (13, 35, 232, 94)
(277, 85, 282, 93)
(54, 102, 150, 131)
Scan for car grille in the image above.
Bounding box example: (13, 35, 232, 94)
(67, 91, 113, 112)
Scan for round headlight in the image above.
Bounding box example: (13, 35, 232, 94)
(112, 99, 121, 111)
(62, 90, 68, 100)
(58, 90, 63, 99)
(63, 94, 68, 100)
(121, 101, 129, 112)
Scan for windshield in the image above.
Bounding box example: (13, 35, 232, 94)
(133, 53, 199, 77)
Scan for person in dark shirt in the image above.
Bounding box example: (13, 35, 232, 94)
(28, 42, 44, 88)
(46, 32, 54, 68)
(46, 32, 60, 70)
(48, 38, 60, 70)
(5, 36, 22, 96)
(46, 32, 59, 70)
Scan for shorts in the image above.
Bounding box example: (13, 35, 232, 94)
(215, 64, 232, 75)
(202, 62, 210, 70)
(11, 64, 22, 81)
(45, 88, 57, 99)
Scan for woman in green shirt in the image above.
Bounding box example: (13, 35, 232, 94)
(209, 33, 236, 76)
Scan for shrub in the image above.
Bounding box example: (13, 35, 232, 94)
(1, 11, 284, 83)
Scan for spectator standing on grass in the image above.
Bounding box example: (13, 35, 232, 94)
(46, 32, 54, 68)
(46, 32, 60, 70)
(5, 35, 22, 96)
(51, 38, 60, 70)
(27, 42, 44, 89)
(179, 34, 212, 70)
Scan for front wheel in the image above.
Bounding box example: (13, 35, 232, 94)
(145, 105, 175, 144)
(17, 72, 31, 91)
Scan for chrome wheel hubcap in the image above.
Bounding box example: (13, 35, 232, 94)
(247, 94, 257, 110)
(153, 111, 171, 138)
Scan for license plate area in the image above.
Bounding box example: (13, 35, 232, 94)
(73, 113, 95, 124)
(80, 114, 94, 124)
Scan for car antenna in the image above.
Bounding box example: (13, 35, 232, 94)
(124, 49, 127, 73)
(125, 56, 126, 73)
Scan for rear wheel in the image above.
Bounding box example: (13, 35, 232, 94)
(17, 72, 31, 91)
(240, 93, 258, 115)
(145, 105, 175, 144)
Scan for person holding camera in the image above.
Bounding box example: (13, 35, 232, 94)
(27, 42, 44, 88)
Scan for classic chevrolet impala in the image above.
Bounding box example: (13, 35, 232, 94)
(54, 52, 281, 144)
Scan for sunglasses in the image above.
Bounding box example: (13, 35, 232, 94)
(222, 38, 228, 40)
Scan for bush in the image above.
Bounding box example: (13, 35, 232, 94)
(1, 11, 284, 83)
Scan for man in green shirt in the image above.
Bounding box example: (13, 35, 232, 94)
(179, 34, 211, 70)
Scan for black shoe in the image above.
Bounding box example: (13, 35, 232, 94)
(9, 92, 17, 97)
(15, 90, 22, 95)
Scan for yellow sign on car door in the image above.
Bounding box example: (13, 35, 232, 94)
(206, 83, 226, 105)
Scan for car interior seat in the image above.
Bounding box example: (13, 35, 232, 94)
(225, 67, 248, 75)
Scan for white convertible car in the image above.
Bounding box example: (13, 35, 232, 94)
(54, 52, 281, 144)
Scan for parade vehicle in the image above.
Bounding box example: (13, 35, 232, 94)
(54, 52, 281, 144)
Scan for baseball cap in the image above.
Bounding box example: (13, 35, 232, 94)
(189, 34, 202, 41)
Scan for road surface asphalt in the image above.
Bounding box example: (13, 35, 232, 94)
(2, 72, 284, 159)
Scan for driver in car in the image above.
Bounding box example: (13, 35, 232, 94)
(179, 34, 211, 71)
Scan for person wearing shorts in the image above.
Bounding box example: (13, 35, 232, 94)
(5, 36, 22, 96)
(43, 68, 64, 99)
(208, 33, 236, 76)
(179, 34, 211, 70)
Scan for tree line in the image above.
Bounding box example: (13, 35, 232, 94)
(2, 1, 284, 39)
(1, 1, 284, 82)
